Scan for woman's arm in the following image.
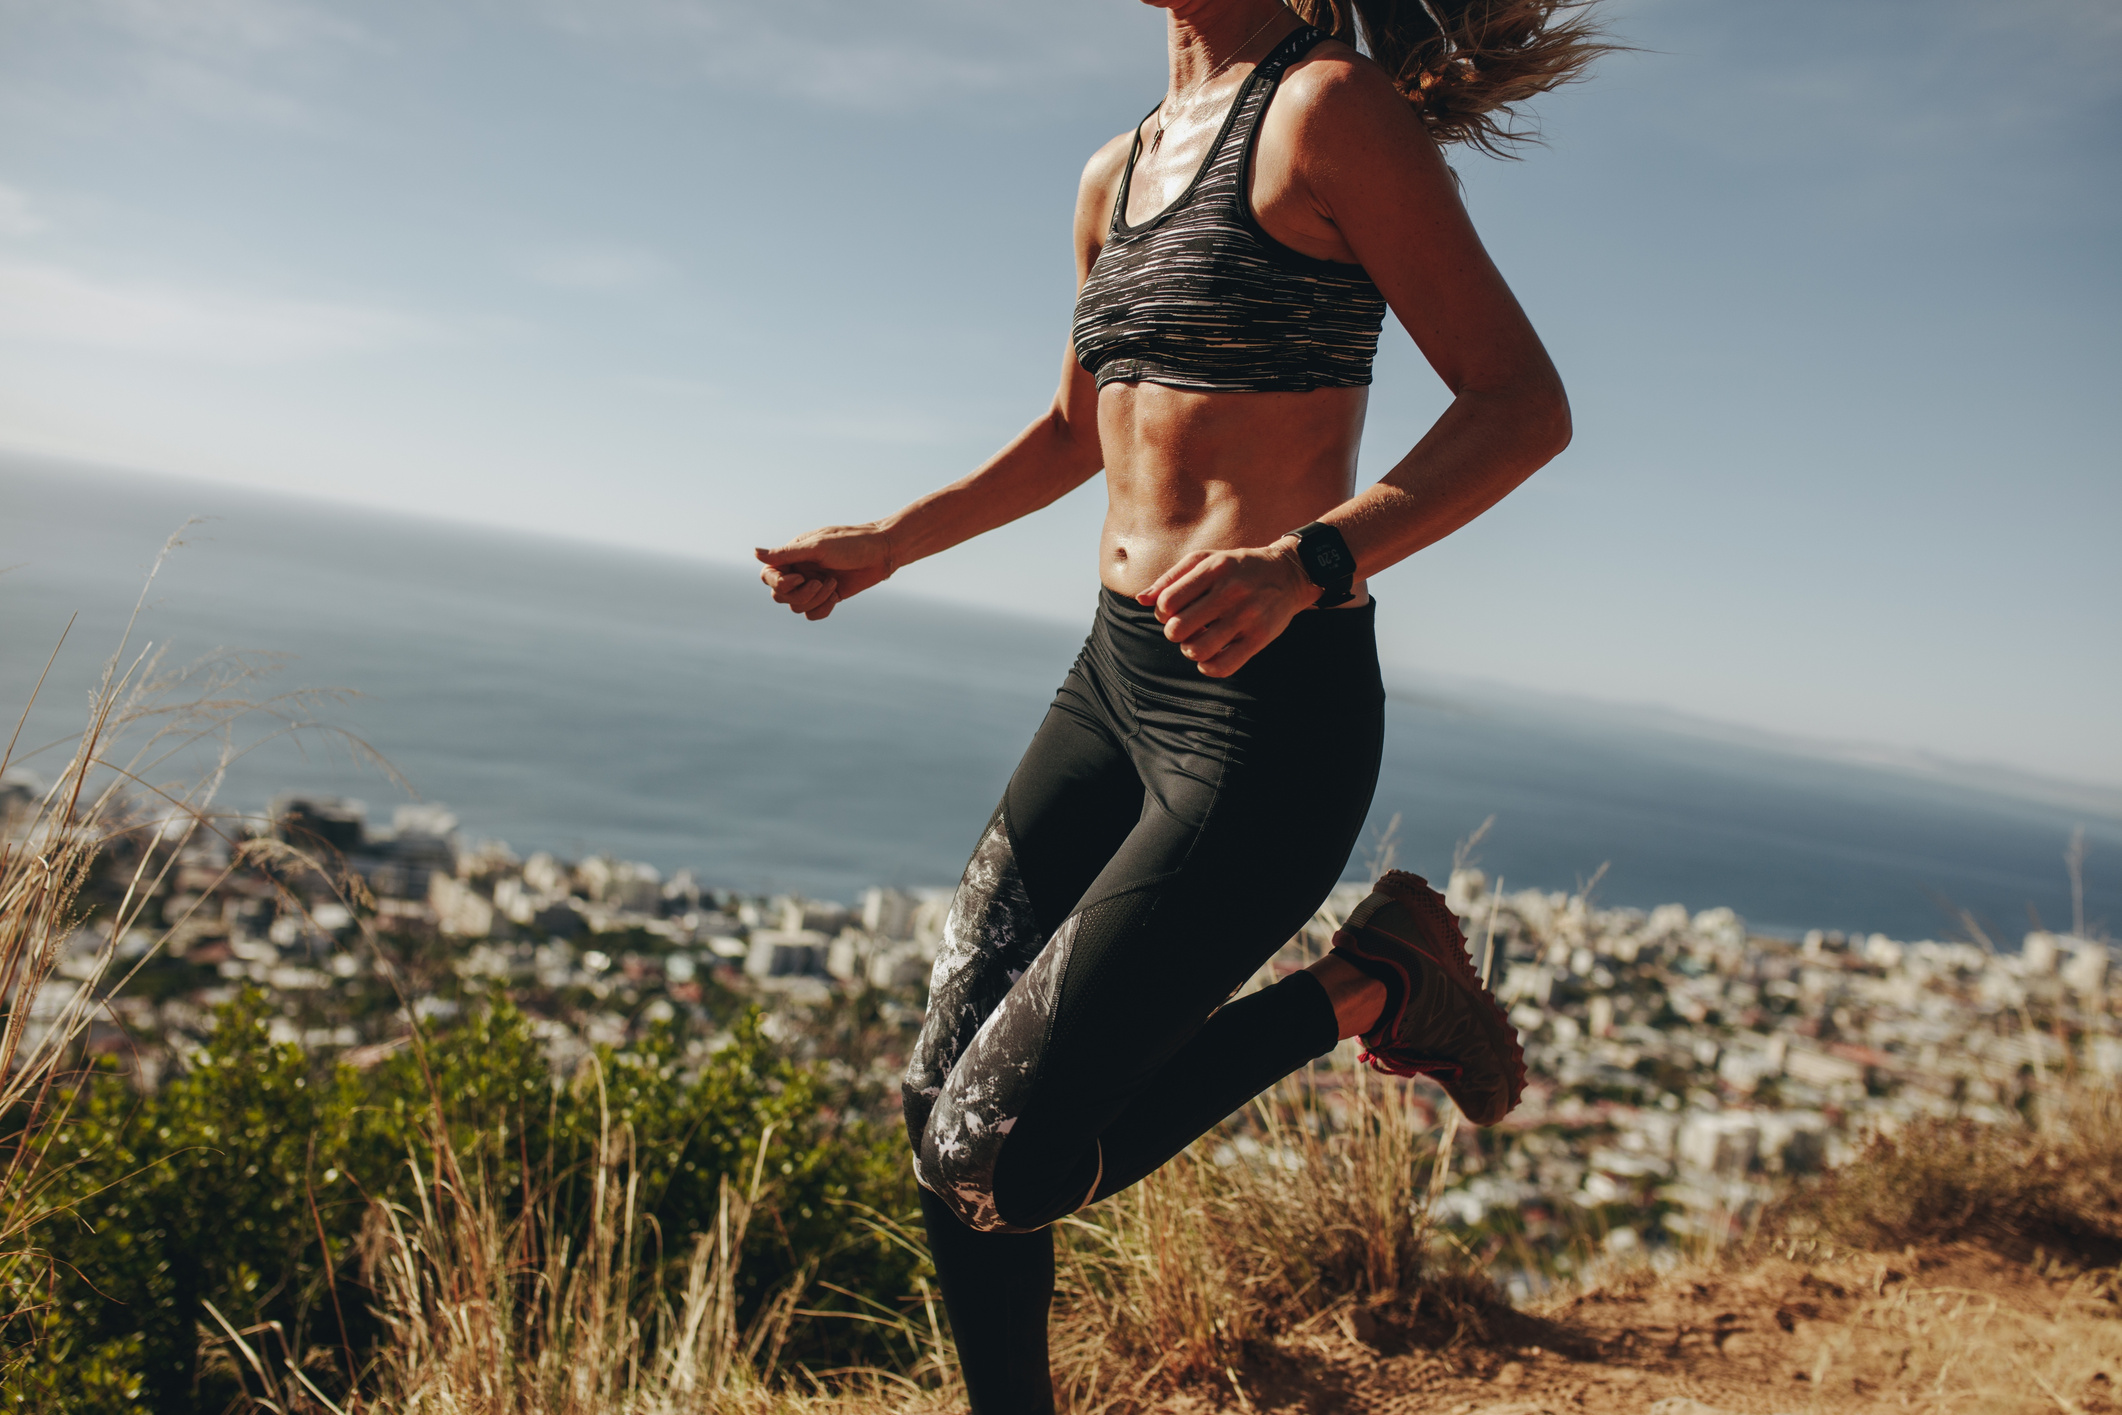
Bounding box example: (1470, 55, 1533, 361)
(758, 137, 1131, 621)
(1143, 55, 1572, 673)
(755, 354, 1103, 619)
(1280, 56, 1572, 568)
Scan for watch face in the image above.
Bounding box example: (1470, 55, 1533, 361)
(1314, 543, 1351, 575)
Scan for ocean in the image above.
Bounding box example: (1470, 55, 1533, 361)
(5, 454, 2116, 943)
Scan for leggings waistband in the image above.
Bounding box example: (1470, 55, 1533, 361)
(1091, 586, 1382, 712)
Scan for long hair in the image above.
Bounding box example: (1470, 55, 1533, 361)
(1289, 0, 1614, 157)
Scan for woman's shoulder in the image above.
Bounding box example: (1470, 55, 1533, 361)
(1072, 128, 1137, 242)
(1278, 36, 1426, 138)
(1273, 37, 1425, 123)
(1078, 128, 1136, 199)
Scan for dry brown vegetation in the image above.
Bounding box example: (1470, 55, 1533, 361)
(2, 568, 368, 1376)
(3, 544, 417, 1415)
(1052, 1063, 1442, 1404)
(287, 1029, 1457, 1414)
(1069, 1072, 2122, 1415)
(1763, 1081, 2122, 1269)
(205, 1118, 845, 1415)
(323, 1065, 2122, 1415)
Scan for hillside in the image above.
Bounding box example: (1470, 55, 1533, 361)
(1137, 1244, 2115, 1415)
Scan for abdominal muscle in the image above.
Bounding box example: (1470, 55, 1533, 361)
(1096, 379, 1372, 604)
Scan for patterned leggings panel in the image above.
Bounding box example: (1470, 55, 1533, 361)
(902, 589, 1386, 1234)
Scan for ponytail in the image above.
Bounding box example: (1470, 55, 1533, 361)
(1289, 0, 1614, 157)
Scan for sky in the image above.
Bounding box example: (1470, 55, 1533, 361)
(1, 0, 2117, 786)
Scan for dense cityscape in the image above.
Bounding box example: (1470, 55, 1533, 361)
(36, 789, 2118, 1284)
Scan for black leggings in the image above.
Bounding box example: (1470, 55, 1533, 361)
(902, 588, 1385, 1412)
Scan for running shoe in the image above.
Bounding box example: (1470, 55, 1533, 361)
(1329, 870, 1526, 1125)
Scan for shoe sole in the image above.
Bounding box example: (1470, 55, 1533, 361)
(1336, 870, 1527, 1125)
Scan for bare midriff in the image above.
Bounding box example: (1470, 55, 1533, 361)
(1096, 379, 1371, 602)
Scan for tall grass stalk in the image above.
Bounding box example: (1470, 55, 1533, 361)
(348, 1101, 941, 1415)
(1, 537, 370, 1371)
(1051, 1049, 1441, 1408)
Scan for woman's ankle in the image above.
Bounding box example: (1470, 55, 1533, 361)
(1305, 954, 1386, 1039)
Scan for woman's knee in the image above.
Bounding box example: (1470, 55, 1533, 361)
(919, 1111, 1099, 1236)
(915, 1124, 1015, 1234)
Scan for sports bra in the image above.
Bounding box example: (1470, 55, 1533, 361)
(1070, 26, 1389, 394)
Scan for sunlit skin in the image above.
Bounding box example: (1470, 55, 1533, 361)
(758, 0, 1572, 1038)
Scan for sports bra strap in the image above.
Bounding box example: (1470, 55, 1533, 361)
(1111, 26, 1330, 236)
(1215, 26, 1330, 170)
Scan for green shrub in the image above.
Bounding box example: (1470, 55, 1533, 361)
(27, 991, 920, 1414)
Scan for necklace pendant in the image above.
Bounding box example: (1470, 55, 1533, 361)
(1148, 126, 1165, 156)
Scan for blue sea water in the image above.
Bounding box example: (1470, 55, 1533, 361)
(4, 454, 2116, 942)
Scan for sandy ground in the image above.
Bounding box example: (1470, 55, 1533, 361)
(1138, 1246, 2116, 1415)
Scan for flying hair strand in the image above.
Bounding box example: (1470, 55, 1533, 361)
(1288, 0, 1618, 158)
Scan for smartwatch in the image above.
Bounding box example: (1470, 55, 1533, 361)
(1283, 521, 1356, 608)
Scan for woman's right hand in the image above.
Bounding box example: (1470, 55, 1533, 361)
(755, 524, 895, 621)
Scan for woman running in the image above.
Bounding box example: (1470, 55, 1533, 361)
(758, 1, 1600, 1407)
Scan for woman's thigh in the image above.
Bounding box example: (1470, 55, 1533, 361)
(901, 665, 1143, 1154)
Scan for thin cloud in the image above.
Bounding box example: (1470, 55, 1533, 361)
(534, 0, 1148, 110)
(811, 402, 970, 448)
(0, 0, 364, 128)
(630, 376, 974, 446)
(64, 0, 362, 57)
(1632, 0, 2122, 160)
(519, 244, 673, 291)
(0, 184, 46, 237)
(0, 257, 439, 361)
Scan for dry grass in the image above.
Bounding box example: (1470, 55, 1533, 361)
(213, 1119, 823, 1413)
(317, 1049, 1474, 1415)
(1794, 1260, 2122, 1414)
(271, 881, 1476, 1415)
(1693, 1078, 2122, 1413)
(1, 537, 370, 1372)
(1764, 1078, 2122, 1268)
(1051, 1057, 1447, 1409)
(245, 1099, 962, 1415)
(309, 983, 1463, 1415)
(1440, 1245, 2122, 1415)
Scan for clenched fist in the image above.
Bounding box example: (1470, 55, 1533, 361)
(755, 524, 895, 621)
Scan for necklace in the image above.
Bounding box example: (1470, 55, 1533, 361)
(1147, 8, 1288, 157)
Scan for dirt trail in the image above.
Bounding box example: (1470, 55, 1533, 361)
(1143, 1246, 2117, 1415)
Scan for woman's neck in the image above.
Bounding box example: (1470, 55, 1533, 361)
(1164, 1, 1297, 95)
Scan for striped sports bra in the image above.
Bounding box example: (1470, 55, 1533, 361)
(1071, 26, 1388, 394)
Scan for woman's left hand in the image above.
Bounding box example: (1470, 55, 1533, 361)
(1138, 543, 1320, 678)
